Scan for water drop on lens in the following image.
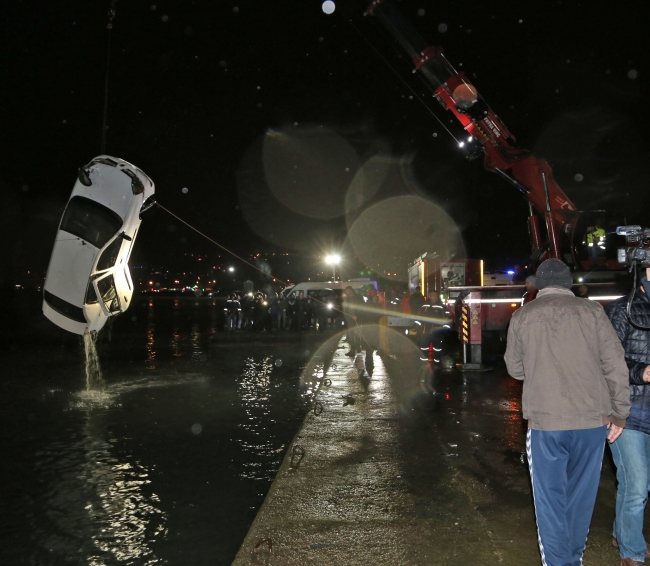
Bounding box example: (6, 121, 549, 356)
(322, 1, 335, 14)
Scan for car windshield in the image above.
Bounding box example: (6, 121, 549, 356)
(60, 196, 122, 249)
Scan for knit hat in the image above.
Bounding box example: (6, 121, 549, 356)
(535, 259, 573, 289)
(525, 275, 537, 286)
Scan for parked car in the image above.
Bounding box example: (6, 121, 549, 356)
(43, 155, 155, 335)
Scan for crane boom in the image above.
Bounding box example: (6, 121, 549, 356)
(365, 0, 579, 262)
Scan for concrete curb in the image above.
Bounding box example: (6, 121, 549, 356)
(232, 339, 412, 565)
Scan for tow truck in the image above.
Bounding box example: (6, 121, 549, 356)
(365, 0, 630, 368)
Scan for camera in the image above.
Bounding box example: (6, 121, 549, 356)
(616, 225, 650, 268)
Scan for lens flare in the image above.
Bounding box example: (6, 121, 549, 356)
(347, 196, 465, 281)
(262, 126, 360, 220)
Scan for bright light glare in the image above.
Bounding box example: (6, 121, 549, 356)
(458, 141, 465, 148)
(228, 267, 235, 272)
(322, 1, 335, 14)
(467, 136, 472, 142)
(325, 254, 341, 264)
(507, 270, 515, 275)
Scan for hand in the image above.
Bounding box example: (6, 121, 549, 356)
(607, 423, 624, 443)
(644, 365, 650, 383)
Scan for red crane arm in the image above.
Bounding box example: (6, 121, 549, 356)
(366, 0, 577, 259)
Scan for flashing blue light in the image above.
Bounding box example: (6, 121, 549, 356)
(507, 270, 515, 275)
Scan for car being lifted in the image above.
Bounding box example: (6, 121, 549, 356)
(43, 155, 155, 335)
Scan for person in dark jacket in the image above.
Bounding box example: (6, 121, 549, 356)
(605, 270, 650, 566)
(523, 275, 538, 304)
(408, 285, 425, 313)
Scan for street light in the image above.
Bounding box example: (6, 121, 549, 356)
(325, 255, 340, 281)
(228, 267, 235, 272)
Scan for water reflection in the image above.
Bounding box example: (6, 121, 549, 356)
(33, 410, 167, 565)
(237, 357, 276, 480)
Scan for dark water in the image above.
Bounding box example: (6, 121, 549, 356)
(1, 293, 326, 565)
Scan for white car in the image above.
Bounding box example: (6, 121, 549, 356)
(43, 156, 155, 335)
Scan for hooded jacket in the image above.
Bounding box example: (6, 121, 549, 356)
(505, 287, 630, 431)
(605, 285, 650, 434)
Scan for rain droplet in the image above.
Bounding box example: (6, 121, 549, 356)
(131, 316, 137, 322)
(151, 4, 156, 10)
(417, 8, 425, 16)
(62, 119, 67, 124)
(554, 88, 560, 93)
(274, 359, 283, 367)
(432, 132, 438, 137)
(182, 187, 189, 194)
(219, 60, 227, 67)
(566, 59, 570, 64)
(233, 6, 239, 13)
(257, 103, 262, 108)
(574, 174, 584, 182)
(628, 69, 638, 79)
(161, 14, 169, 22)
(21, 184, 29, 192)
(322, 1, 336, 15)
(293, 122, 298, 126)
(155, 282, 160, 287)
(304, 350, 310, 356)
(191, 423, 202, 435)
(256, 85, 261, 90)
(518, 19, 523, 23)
(409, 95, 413, 99)
(344, 168, 349, 172)
(319, 37, 324, 42)
(438, 23, 448, 33)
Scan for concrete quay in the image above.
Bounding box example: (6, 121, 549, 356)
(232, 335, 640, 566)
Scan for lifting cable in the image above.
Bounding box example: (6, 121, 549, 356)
(155, 203, 400, 332)
(101, 0, 117, 154)
(155, 202, 290, 286)
(343, 17, 460, 145)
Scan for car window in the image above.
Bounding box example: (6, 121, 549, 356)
(96, 274, 121, 313)
(96, 237, 123, 271)
(60, 196, 123, 249)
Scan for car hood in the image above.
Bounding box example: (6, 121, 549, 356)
(44, 235, 98, 306)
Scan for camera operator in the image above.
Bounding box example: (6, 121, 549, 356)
(606, 267, 650, 565)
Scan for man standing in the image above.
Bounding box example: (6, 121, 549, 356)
(606, 268, 650, 566)
(408, 285, 425, 313)
(523, 275, 538, 304)
(343, 286, 362, 356)
(505, 258, 630, 566)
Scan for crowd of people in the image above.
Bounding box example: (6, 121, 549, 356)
(224, 290, 345, 332)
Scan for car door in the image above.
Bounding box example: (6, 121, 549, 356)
(93, 273, 121, 316)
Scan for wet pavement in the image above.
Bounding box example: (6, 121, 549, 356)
(233, 332, 639, 566)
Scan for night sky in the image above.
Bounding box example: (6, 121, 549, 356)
(2, 0, 648, 287)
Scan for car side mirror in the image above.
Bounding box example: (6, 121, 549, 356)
(78, 168, 92, 186)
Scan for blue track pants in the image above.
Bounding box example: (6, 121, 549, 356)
(526, 426, 607, 566)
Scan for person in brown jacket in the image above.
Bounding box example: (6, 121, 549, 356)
(505, 258, 630, 566)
